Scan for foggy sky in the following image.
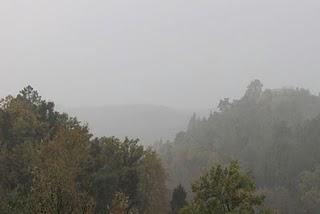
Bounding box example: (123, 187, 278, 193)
(1, 0, 320, 109)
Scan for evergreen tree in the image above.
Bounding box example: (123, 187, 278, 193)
(170, 184, 187, 214)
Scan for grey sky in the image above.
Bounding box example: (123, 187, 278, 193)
(1, 0, 320, 109)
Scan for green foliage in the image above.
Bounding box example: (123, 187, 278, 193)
(138, 149, 169, 214)
(109, 192, 138, 214)
(181, 161, 265, 214)
(157, 80, 320, 214)
(297, 166, 320, 213)
(4, 82, 320, 214)
(0, 86, 168, 214)
(85, 137, 145, 213)
(170, 184, 187, 214)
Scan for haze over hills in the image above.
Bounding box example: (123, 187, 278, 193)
(63, 104, 208, 144)
(156, 80, 320, 213)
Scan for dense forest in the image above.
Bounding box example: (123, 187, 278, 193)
(157, 80, 320, 214)
(2, 81, 320, 213)
(0, 87, 168, 214)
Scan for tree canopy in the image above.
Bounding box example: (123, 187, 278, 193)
(0, 86, 168, 214)
(181, 161, 265, 214)
(157, 80, 320, 213)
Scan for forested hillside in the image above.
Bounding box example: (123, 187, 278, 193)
(157, 80, 320, 214)
(3, 82, 320, 213)
(0, 86, 168, 214)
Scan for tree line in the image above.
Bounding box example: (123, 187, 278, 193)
(4, 82, 319, 213)
(157, 80, 320, 213)
(0, 86, 168, 214)
(1, 86, 266, 214)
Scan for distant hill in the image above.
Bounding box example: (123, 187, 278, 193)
(63, 104, 203, 144)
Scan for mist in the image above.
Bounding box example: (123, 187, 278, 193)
(1, 0, 320, 109)
(2, 1, 320, 214)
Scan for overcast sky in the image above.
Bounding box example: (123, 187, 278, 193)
(1, 0, 320, 109)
